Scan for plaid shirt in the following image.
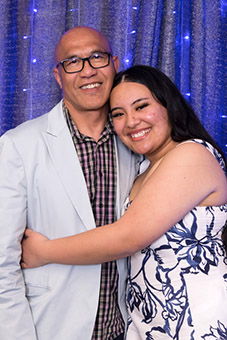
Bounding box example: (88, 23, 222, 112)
(63, 103, 125, 339)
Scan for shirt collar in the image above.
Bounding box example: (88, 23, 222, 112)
(62, 101, 115, 142)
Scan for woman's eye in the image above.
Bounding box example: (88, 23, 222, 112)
(112, 112, 124, 118)
(136, 103, 149, 111)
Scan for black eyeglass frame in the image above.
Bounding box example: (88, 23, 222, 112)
(56, 52, 112, 74)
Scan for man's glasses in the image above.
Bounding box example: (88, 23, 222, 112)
(56, 52, 112, 74)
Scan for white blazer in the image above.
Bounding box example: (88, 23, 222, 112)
(0, 101, 141, 340)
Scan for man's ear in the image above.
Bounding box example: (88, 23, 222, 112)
(112, 56, 120, 73)
(53, 67, 62, 89)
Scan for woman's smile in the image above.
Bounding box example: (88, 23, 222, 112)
(129, 128, 152, 140)
(110, 81, 174, 160)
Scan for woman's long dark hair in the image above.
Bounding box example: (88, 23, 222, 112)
(112, 65, 227, 251)
(112, 65, 227, 168)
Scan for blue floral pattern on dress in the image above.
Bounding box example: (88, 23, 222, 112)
(125, 140, 227, 339)
(202, 321, 227, 339)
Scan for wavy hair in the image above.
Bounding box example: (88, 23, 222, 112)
(112, 65, 227, 252)
(112, 65, 227, 168)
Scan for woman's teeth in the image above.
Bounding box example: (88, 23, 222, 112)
(131, 128, 151, 138)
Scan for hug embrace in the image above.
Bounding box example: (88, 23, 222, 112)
(1, 26, 226, 340)
(22, 65, 227, 339)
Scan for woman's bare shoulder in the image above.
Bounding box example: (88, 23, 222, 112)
(162, 140, 221, 168)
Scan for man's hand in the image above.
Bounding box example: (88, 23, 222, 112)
(21, 229, 49, 268)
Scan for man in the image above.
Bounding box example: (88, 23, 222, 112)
(0, 26, 140, 339)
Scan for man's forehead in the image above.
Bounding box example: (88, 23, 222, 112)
(61, 48, 109, 63)
(55, 28, 111, 63)
(65, 39, 109, 51)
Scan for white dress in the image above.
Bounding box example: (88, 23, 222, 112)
(124, 140, 227, 340)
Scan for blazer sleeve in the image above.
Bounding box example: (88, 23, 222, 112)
(0, 134, 37, 339)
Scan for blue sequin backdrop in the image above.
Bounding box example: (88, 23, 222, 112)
(0, 0, 226, 157)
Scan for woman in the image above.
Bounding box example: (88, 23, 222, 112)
(22, 66, 227, 339)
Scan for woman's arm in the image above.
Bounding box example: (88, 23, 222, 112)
(21, 143, 227, 268)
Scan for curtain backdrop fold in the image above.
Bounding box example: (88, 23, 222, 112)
(0, 0, 226, 156)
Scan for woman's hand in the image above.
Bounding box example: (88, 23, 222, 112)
(21, 229, 49, 269)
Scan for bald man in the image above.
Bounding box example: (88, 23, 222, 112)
(0, 26, 140, 339)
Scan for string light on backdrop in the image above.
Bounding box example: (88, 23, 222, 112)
(22, 3, 37, 100)
(123, 1, 193, 102)
(123, 1, 139, 68)
(179, 1, 191, 102)
(66, 0, 80, 29)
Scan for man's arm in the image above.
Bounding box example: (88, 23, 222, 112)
(0, 134, 37, 339)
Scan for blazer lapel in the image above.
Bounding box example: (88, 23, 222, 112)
(114, 136, 141, 219)
(42, 103, 95, 230)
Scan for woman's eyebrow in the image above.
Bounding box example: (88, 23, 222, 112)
(111, 106, 122, 113)
(111, 97, 150, 112)
(132, 97, 149, 105)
